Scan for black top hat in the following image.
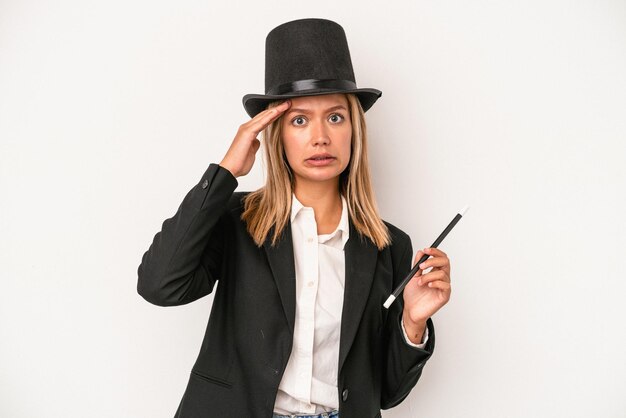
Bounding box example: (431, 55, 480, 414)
(242, 18, 382, 118)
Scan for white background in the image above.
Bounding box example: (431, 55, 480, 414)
(1, 1, 625, 417)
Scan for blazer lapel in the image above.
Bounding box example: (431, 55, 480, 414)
(263, 223, 296, 336)
(338, 220, 378, 374)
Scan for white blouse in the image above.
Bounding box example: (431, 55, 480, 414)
(273, 194, 428, 415)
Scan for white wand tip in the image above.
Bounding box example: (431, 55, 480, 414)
(459, 205, 470, 216)
(383, 295, 396, 309)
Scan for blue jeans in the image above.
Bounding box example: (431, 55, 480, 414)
(272, 410, 339, 418)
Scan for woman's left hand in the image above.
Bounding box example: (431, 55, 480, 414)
(402, 247, 452, 326)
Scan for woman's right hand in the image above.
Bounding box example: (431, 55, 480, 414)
(219, 100, 291, 178)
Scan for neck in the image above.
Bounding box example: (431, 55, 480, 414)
(293, 178, 343, 235)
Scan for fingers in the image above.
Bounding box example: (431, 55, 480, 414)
(418, 247, 450, 274)
(416, 269, 450, 286)
(423, 247, 447, 257)
(413, 249, 428, 265)
(418, 255, 449, 270)
(412, 250, 426, 277)
(244, 100, 291, 135)
(425, 280, 451, 292)
(417, 271, 452, 295)
(221, 100, 290, 178)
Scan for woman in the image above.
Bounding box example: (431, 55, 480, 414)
(137, 18, 451, 418)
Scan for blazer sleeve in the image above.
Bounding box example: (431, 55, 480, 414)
(381, 235, 436, 409)
(136, 163, 238, 307)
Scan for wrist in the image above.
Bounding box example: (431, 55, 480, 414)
(402, 311, 427, 344)
(218, 161, 239, 178)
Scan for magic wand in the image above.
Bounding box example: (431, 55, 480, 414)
(383, 205, 470, 309)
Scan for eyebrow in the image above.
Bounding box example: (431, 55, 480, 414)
(286, 104, 348, 115)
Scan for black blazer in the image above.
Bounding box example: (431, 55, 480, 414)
(137, 163, 435, 418)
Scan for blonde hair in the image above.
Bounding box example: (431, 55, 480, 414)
(241, 93, 391, 250)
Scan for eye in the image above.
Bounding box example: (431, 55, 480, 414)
(291, 116, 307, 126)
(329, 113, 344, 123)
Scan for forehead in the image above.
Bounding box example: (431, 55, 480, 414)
(288, 93, 348, 109)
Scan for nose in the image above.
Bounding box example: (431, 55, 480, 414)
(311, 121, 330, 146)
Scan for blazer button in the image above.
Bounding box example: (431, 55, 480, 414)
(201, 179, 209, 189)
(342, 389, 349, 402)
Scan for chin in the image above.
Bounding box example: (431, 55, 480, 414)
(295, 168, 343, 184)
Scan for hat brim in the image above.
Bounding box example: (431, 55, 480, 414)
(242, 88, 382, 118)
